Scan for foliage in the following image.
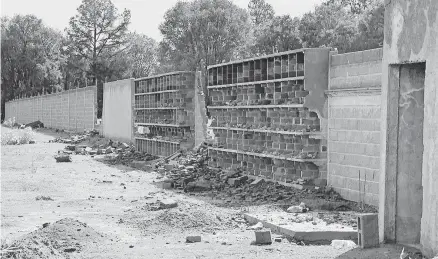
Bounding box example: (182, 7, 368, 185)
(248, 0, 274, 26)
(251, 15, 302, 55)
(1, 15, 65, 100)
(1, 127, 35, 146)
(124, 33, 158, 78)
(351, 0, 384, 51)
(67, 0, 131, 81)
(67, 0, 131, 117)
(158, 0, 250, 73)
(325, 0, 375, 14)
(299, 2, 358, 53)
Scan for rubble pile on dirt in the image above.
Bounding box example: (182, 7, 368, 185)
(134, 200, 246, 235)
(1, 218, 107, 259)
(104, 150, 158, 166)
(49, 129, 100, 145)
(51, 131, 160, 165)
(152, 143, 377, 214)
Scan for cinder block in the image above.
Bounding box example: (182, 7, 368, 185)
(357, 213, 378, 248)
(255, 230, 272, 245)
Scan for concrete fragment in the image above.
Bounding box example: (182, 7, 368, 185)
(65, 145, 76, 151)
(250, 179, 265, 185)
(186, 236, 201, 243)
(287, 202, 308, 213)
(227, 178, 240, 186)
(254, 230, 272, 245)
(331, 240, 356, 249)
(313, 179, 327, 186)
(158, 199, 178, 209)
(161, 181, 173, 189)
(248, 222, 264, 230)
(164, 164, 174, 171)
(55, 154, 71, 163)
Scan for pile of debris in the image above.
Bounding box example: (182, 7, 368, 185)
(49, 129, 100, 144)
(151, 143, 359, 209)
(105, 150, 158, 166)
(1, 218, 108, 259)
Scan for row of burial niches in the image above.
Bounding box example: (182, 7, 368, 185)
(208, 52, 304, 86)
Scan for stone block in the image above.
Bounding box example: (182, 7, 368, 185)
(357, 213, 378, 248)
(254, 230, 272, 245)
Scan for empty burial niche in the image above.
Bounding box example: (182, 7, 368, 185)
(393, 62, 426, 244)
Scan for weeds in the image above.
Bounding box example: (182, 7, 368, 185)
(1, 127, 35, 146)
(0, 239, 22, 258)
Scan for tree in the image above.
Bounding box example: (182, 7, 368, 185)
(248, 0, 274, 26)
(325, 0, 374, 14)
(251, 15, 302, 55)
(124, 33, 158, 78)
(158, 0, 251, 73)
(351, 0, 384, 51)
(1, 15, 65, 120)
(298, 2, 358, 53)
(67, 0, 131, 117)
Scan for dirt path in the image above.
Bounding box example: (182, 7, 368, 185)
(1, 128, 354, 258)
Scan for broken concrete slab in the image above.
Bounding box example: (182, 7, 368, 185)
(186, 236, 201, 243)
(331, 239, 356, 249)
(158, 199, 178, 209)
(54, 154, 71, 163)
(129, 160, 153, 170)
(244, 212, 357, 243)
(161, 181, 173, 189)
(250, 179, 265, 185)
(227, 178, 241, 187)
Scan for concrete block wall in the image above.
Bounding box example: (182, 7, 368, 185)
(330, 48, 382, 89)
(5, 86, 97, 132)
(133, 71, 198, 156)
(102, 79, 134, 143)
(327, 48, 382, 206)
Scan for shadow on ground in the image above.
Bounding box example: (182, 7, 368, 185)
(335, 244, 426, 259)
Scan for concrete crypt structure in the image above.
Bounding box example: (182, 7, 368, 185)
(379, 0, 438, 256)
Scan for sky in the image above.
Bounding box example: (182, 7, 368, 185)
(1, 0, 324, 41)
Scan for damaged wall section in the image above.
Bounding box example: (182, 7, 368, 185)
(133, 71, 199, 156)
(207, 48, 331, 183)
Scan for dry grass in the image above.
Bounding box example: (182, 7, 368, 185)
(1, 127, 35, 146)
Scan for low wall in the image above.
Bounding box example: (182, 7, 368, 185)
(327, 48, 383, 206)
(102, 79, 134, 143)
(4, 86, 97, 132)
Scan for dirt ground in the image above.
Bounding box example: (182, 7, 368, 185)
(0, 127, 420, 258)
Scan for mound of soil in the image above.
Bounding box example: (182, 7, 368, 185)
(2, 218, 107, 259)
